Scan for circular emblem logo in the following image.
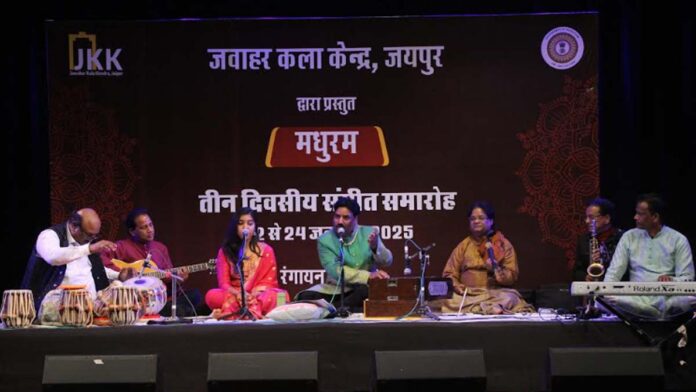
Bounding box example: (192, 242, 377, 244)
(541, 27, 584, 70)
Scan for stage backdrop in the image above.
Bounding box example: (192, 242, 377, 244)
(46, 13, 599, 296)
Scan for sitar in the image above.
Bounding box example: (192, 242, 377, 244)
(109, 258, 216, 279)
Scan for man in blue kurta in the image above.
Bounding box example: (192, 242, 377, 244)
(603, 194, 696, 320)
(296, 197, 392, 313)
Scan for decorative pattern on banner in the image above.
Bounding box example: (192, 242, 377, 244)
(49, 83, 138, 238)
(516, 76, 599, 268)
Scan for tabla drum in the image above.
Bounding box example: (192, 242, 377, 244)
(1, 289, 36, 328)
(123, 276, 167, 316)
(108, 286, 143, 326)
(94, 281, 126, 318)
(59, 288, 94, 327)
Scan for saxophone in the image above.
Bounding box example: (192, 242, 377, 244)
(586, 218, 605, 280)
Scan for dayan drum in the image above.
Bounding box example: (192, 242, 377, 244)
(123, 276, 167, 316)
(0, 289, 36, 328)
(59, 288, 94, 327)
(108, 286, 143, 326)
(95, 281, 125, 317)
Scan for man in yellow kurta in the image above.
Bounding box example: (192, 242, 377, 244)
(440, 201, 533, 314)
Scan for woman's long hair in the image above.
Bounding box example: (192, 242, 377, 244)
(221, 207, 262, 262)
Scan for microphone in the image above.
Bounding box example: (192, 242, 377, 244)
(336, 226, 346, 244)
(238, 228, 250, 265)
(137, 252, 152, 279)
(403, 244, 412, 275)
(422, 243, 436, 252)
(485, 231, 499, 270)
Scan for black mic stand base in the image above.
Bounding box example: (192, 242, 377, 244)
(234, 307, 257, 321)
(211, 306, 257, 321)
(397, 300, 440, 321)
(577, 296, 603, 320)
(396, 305, 440, 321)
(577, 307, 603, 320)
(335, 305, 351, 318)
(415, 304, 440, 321)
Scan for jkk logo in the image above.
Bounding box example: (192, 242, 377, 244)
(68, 32, 123, 76)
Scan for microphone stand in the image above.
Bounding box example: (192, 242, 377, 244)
(147, 266, 192, 325)
(336, 235, 350, 318)
(153, 273, 191, 324)
(398, 240, 439, 321)
(578, 287, 602, 320)
(233, 233, 256, 320)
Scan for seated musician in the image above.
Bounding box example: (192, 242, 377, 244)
(439, 201, 534, 314)
(602, 194, 696, 320)
(22, 208, 120, 312)
(295, 197, 393, 313)
(572, 197, 625, 282)
(101, 208, 203, 316)
(205, 207, 289, 319)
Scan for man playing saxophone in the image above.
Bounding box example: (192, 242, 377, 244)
(572, 198, 626, 282)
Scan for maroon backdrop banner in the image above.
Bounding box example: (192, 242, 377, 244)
(46, 13, 599, 295)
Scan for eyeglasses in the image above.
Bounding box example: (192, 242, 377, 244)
(79, 231, 100, 243)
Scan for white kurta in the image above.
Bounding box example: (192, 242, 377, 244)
(603, 225, 696, 319)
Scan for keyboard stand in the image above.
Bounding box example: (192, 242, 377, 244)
(653, 312, 696, 347)
(594, 297, 658, 345)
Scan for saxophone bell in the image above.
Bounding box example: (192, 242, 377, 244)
(586, 218, 605, 280)
(587, 262, 605, 279)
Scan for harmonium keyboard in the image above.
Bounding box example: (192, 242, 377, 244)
(570, 281, 696, 296)
(364, 277, 453, 317)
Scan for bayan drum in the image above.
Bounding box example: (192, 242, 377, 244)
(123, 276, 167, 316)
(59, 288, 94, 327)
(1, 289, 36, 328)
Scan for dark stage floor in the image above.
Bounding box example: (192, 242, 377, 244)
(1, 313, 695, 391)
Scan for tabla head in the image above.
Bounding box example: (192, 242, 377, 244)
(123, 276, 167, 315)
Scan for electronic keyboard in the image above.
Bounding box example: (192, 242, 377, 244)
(570, 281, 696, 296)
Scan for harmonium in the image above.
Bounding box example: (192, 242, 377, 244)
(364, 277, 453, 317)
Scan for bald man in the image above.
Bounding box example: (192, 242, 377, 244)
(21, 208, 119, 311)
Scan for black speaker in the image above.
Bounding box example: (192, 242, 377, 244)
(373, 349, 486, 391)
(207, 351, 318, 392)
(548, 347, 664, 391)
(42, 354, 158, 392)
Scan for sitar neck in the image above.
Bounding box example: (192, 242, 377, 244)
(145, 260, 214, 278)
